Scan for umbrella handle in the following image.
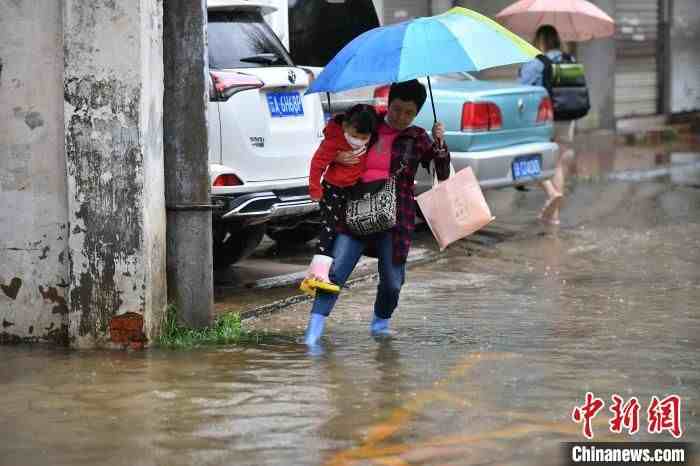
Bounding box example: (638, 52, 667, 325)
(427, 76, 437, 123)
(427, 76, 444, 148)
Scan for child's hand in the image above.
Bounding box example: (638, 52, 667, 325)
(336, 150, 362, 166)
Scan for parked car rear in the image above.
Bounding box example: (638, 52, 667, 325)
(373, 73, 558, 192)
(206, 1, 326, 268)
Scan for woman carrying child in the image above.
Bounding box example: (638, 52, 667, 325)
(302, 104, 379, 293)
(303, 79, 450, 348)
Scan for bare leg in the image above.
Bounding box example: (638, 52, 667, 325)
(551, 153, 566, 194)
(538, 159, 563, 224)
(540, 178, 562, 200)
(539, 122, 574, 224)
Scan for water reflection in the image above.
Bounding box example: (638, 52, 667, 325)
(2, 173, 699, 466)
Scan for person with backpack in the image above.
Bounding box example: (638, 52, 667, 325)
(519, 25, 589, 225)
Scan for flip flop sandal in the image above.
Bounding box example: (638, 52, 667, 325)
(539, 217, 561, 225)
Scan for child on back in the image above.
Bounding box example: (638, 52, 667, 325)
(302, 104, 378, 293)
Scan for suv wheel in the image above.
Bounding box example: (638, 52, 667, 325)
(267, 223, 319, 247)
(213, 224, 266, 270)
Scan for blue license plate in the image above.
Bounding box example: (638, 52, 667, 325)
(512, 154, 542, 180)
(267, 92, 304, 117)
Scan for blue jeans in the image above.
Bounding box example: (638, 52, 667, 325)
(310, 232, 406, 319)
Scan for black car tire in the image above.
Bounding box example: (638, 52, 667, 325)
(267, 223, 320, 246)
(212, 224, 266, 270)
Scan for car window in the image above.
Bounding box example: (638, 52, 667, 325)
(208, 10, 294, 69)
(289, 0, 379, 66)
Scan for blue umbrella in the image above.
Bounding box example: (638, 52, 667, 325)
(307, 7, 540, 119)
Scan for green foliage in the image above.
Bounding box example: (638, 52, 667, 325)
(157, 305, 261, 349)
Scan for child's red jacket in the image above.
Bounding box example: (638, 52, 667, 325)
(308, 117, 367, 200)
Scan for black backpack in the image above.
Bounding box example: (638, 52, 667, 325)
(537, 53, 590, 121)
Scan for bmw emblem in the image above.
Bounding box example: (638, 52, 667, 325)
(288, 70, 297, 84)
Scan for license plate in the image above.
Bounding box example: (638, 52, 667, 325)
(267, 92, 304, 117)
(512, 154, 542, 180)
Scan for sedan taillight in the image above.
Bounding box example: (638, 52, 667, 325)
(213, 174, 243, 187)
(537, 97, 554, 123)
(461, 102, 502, 132)
(209, 71, 263, 102)
(373, 85, 390, 113)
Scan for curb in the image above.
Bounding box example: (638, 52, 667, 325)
(240, 247, 443, 321)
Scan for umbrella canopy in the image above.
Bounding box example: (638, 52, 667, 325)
(495, 0, 615, 42)
(306, 6, 540, 95)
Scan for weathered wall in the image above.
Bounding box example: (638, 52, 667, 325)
(140, 0, 168, 341)
(63, 0, 166, 347)
(670, 0, 700, 113)
(0, 0, 70, 343)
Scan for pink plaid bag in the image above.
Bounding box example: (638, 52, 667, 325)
(416, 166, 495, 251)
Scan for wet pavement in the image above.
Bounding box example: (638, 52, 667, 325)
(213, 134, 700, 316)
(2, 148, 700, 466)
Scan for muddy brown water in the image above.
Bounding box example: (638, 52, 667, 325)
(2, 154, 699, 466)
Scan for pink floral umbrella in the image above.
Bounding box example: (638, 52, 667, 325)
(495, 0, 615, 42)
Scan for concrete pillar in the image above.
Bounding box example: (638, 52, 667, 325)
(669, 0, 700, 113)
(577, 0, 616, 131)
(63, 0, 167, 347)
(0, 0, 69, 344)
(163, 0, 214, 328)
(659, 0, 671, 115)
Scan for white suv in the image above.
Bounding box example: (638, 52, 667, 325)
(207, 1, 325, 268)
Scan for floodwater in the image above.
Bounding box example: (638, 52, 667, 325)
(2, 153, 699, 466)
